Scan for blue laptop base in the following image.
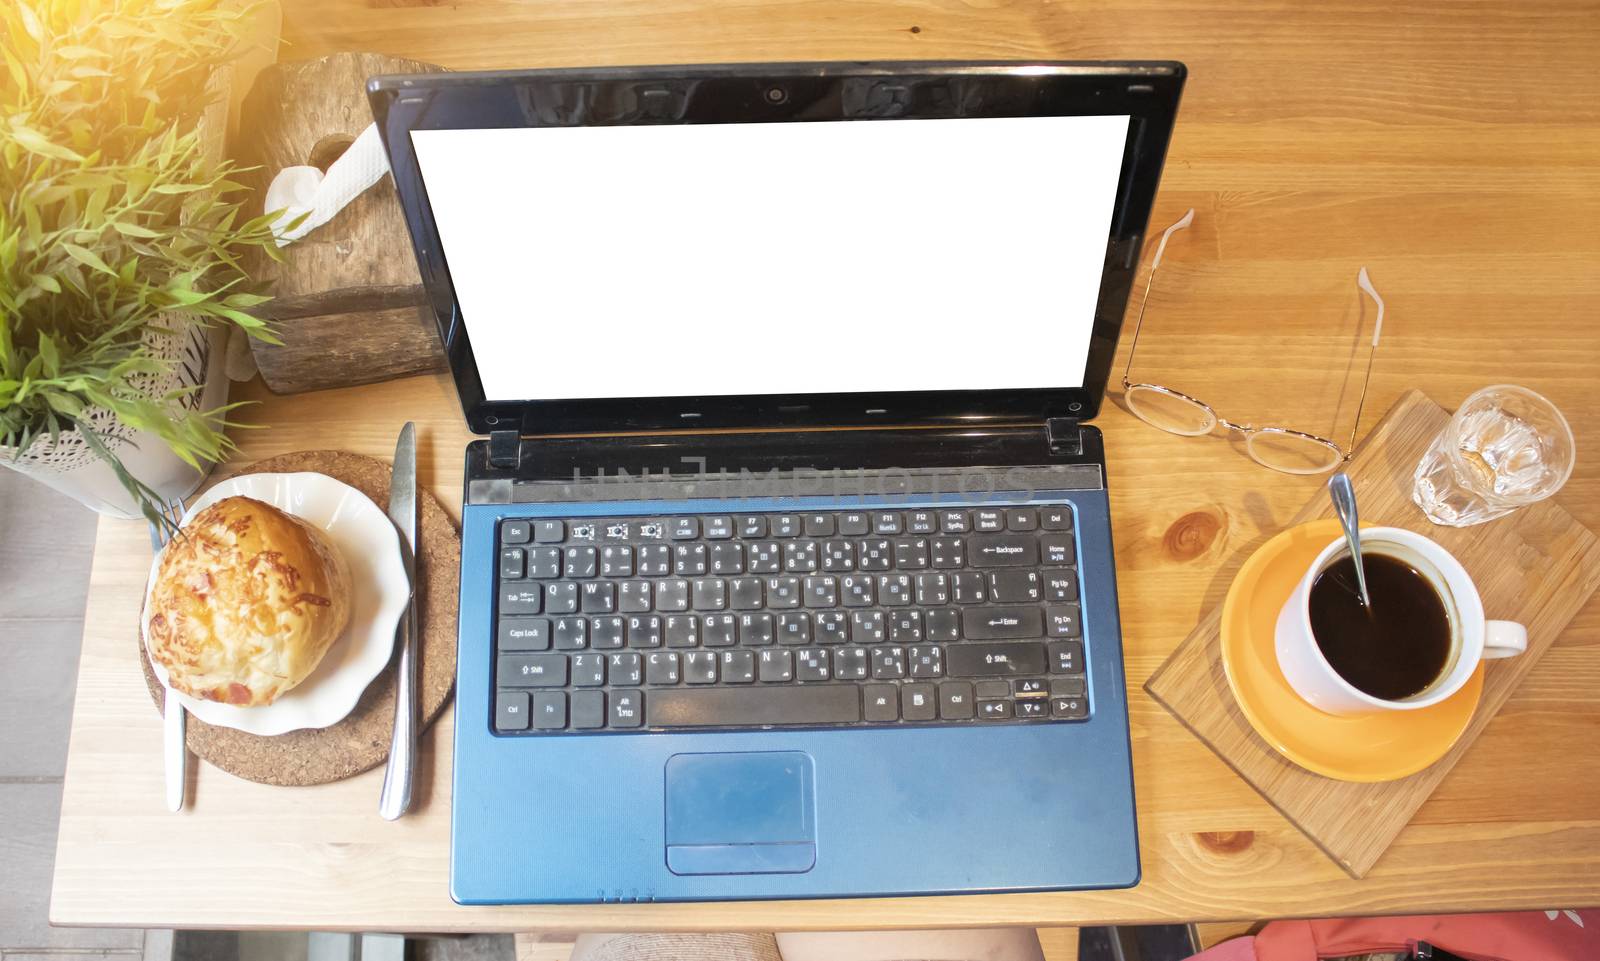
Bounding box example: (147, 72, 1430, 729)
(450, 489, 1139, 904)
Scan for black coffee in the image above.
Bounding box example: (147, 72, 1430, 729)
(1307, 553, 1452, 701)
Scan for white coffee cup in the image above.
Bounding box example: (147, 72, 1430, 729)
(1275, 526, 1527, 716)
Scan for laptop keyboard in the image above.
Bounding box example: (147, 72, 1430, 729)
(491, 507, 1089, 734)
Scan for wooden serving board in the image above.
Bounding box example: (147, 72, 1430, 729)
(138, 450, 459, 786)
(1146, 389, 1600, 878)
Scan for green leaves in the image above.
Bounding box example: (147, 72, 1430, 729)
(110, 221, 159, 238)
(73, 417, 190, 537)
(15, 3, 44, 43)
(3, 48, 29, 97)
(35, 331, 59, 375)
(3, 0, 281, 524)
(60, 242, 115, 275)
(8, 121, 84, 163)
(53, 45, 104, 61)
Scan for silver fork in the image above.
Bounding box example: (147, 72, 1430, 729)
(146, 498, 188, 812)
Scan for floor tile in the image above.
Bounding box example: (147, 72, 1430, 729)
(239, 932, 307, 961)
(0, 619, 85, 779)
(172, 933, 240, 961)
(359, 935, 403, 961)
(416, 935, 515, 961)
(0, 783, 146, 951)
(144, 930, 176, 961)
(0, 470, 99, 621)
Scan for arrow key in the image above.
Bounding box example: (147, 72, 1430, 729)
(977, 699, 1014, 720)
(1052, 696, 1088, 719)
(1016, 699, 1049, 718)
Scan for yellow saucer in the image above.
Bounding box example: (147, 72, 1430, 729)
(1219, 519, 1483, 782)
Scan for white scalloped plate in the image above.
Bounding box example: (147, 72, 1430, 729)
(141, 472, 407, 736)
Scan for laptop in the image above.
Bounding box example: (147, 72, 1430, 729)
(368, 61, 1185, 904)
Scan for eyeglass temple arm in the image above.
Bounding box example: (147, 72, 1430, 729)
(1346, 266, 1386, 454)
(1123, 208, 1196, 384)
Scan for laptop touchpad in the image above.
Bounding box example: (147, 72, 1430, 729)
(664, 752, 816, 876)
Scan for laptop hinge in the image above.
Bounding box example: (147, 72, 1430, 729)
(487, 429, 522, 470)
(1045, 416, 1083, 456)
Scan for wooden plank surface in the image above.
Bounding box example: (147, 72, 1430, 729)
(1037, 927, 1080, 961)
(1146, 390, 1600, 878)
(52, 0, 1600, 933)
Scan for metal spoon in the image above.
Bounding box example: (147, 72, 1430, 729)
(1327, 472, 1372, 608)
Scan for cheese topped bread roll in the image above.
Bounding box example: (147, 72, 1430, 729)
(147, 495, 352, 706)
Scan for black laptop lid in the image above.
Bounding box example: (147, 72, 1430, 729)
(369, 62, 1185, 436)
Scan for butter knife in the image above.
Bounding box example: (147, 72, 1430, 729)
(164, 689, 185, 812)
(379, 422, 419, 820)
(148, 499, 188, 812)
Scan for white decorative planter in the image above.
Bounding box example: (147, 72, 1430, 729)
(0, 321, 229, 519)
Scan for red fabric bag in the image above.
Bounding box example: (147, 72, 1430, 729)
(1187, 911, 1598, 961)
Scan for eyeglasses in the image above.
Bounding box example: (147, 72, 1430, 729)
(1121, 209, 1386, 475)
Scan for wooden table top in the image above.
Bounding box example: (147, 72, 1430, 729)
(51, 0, 1600, 932)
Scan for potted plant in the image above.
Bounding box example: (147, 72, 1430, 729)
(1, 0, 284, 529)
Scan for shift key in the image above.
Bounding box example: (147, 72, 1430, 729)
(498, 654, 567, 687)
(947, 642, 1046, 677)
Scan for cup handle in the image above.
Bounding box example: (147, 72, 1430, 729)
(1484, 620, 1528, 659)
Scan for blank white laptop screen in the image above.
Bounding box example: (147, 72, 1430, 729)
(410, 115, 1131, 403)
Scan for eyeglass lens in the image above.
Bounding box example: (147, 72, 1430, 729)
(1123, 384, 1215, 436)
(1126, 383, 1345, 474)
(1244, 430, 1343, 474)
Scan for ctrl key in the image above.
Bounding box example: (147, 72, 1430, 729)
(496, 692, 530, 731)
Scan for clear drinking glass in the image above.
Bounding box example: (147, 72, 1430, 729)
(1412, 385, 1576, 526)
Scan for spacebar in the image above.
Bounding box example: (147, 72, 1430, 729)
(647, 687, 862, 727)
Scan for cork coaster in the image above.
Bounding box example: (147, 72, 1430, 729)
(138, 450, 459, 786)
